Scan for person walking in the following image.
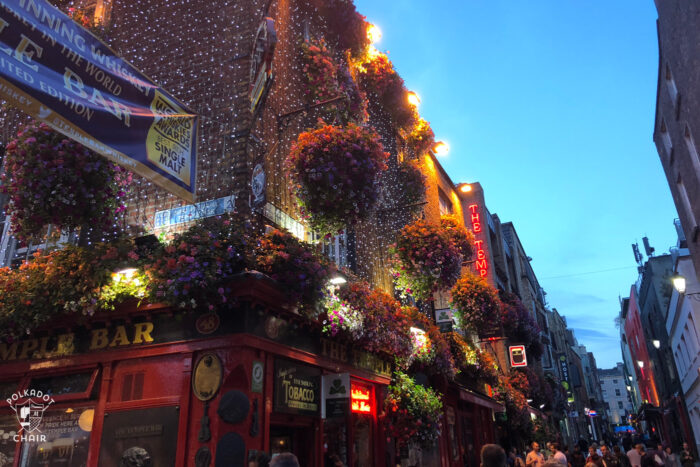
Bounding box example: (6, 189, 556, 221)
(680, 442, 696, 467)
(527, 442, 546, 467)
(664, 446, 680, 467)
(572, 445, 586, 467)
(628, 444, 644, 467)
(481, 444, 508, 467)
(613, 445, 632, 467)
(270, 453, 300, 467)
(551, 443, 568, 467)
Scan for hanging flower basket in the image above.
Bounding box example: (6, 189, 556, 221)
(1, 122, 131, 244)
(286, 123, 388, 235)
(393, 160, 426, 212)
(383, 371, 443, 449)
(450, 272, 502, 337)
(254, 228, 334, 312)
(144, 215, 252, 311)
(404, 118, 435, 157)
(300, 38, 368, 123)
(440, 215, 475, 259)
(0, 239, 140, 340)
(405, 307, 457, 378)
(355, 52, 416, 129)
(391, 217, 465, 300)
(324, 281, 414, 363)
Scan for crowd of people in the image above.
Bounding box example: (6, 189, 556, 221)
(494, 440, 697, 467)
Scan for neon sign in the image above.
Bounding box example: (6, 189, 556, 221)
(468, 204, 488, 277)
(350, 385, 372, 414)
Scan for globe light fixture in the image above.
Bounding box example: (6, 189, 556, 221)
(637, 360, 644, 368)
(407, 91, 420, 107)
(433, 141, 449, 156)
(652, 340, 661, 349)
(459, 184, 472, 193)
(367, 24, 382, 44)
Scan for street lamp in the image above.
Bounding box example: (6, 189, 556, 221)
(433, 141, 449, 156)
(672, 274, 686, 294)
(407, 91, 420, 107)
(367, 24, 382, 44)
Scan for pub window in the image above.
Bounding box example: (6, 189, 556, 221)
(0, 414, 18, 465)
(665, 64, 679, 107)
(438, 188, 453, 215)
(20, 406, 95, 466)
(70, 0, 112, 28)
(31, 370, 96, 398)
(0, 380, 20, 402)
(684, 125, 700, 174)
(660, 119, 673, 158)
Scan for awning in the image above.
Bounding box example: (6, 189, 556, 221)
(460, 388, 505, 412)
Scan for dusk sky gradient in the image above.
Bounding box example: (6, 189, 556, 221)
(353, 0, 680, 368)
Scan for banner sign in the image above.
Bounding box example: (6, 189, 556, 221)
(0, 0, 198, 202)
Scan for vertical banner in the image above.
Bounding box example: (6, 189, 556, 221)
(0, 0, 198, 202)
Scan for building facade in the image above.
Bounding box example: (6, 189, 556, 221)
(666, 240, 700, 453)
(653, 0, 700, 284)
(598, 363, 634, 428)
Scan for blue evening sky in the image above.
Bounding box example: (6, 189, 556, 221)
(353, 0, 679, 368)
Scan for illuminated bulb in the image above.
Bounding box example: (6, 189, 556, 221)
(367, 24, 382, 44)
(433, 141, 449, 156)
(459, 184, 472, 193)
(407, 91, 420, 107)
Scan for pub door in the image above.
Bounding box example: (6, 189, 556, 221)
(270, 417, 317, 467)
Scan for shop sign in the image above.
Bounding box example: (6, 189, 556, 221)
(251, 163, 265, 207)
(274, 360, 320, 416)
(350, 383, 372, 414)
(320, 338, 392, 378)
(467, 203, 488, 278)
(192, 353, 223, 402)
(0, 321, 155, 362)
(251, 361, 264, 394)
(154, 194, 235, 229)
(509, 345, 527, 367)
(322, 373, 349, 419)
(0, 0, 198, 202)
(249, 18, 276, 112)
(559, 354, 575, 403)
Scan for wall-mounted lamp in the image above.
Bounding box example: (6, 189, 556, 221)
(652, 340, 661, 349)
(637, 360, 644, 369)
(433, 141, 449, 156)
(367, 24, 382, 44)
(407, 91, 420, 107)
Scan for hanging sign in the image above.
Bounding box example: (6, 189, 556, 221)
(0, 0, 198, 202)
(509, 345, 527, 367)
(322, 373, 349, 419)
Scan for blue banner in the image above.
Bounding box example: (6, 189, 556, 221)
(0, 0, 198, 202)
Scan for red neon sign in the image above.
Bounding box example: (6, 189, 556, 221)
(350, 385, 372, 414)
(468, 204, 488, 277)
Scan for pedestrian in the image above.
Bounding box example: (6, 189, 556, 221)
(481, 444, 507, 467)
(642, 446, 657, 467)
(551, 442, 568, 467)
(585, 453, 603, 467)
(601, 445, 620, 467)
(664, 446, 680, 467)
(527, 442, 546, 467)
(270, 453, 300, 467)
(628, 444, 644, 467)
(613, 445, 632, 467)
(680, 442, 695, 467)
(572, 445, 587, 467)
(249, 452, 271, 467)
